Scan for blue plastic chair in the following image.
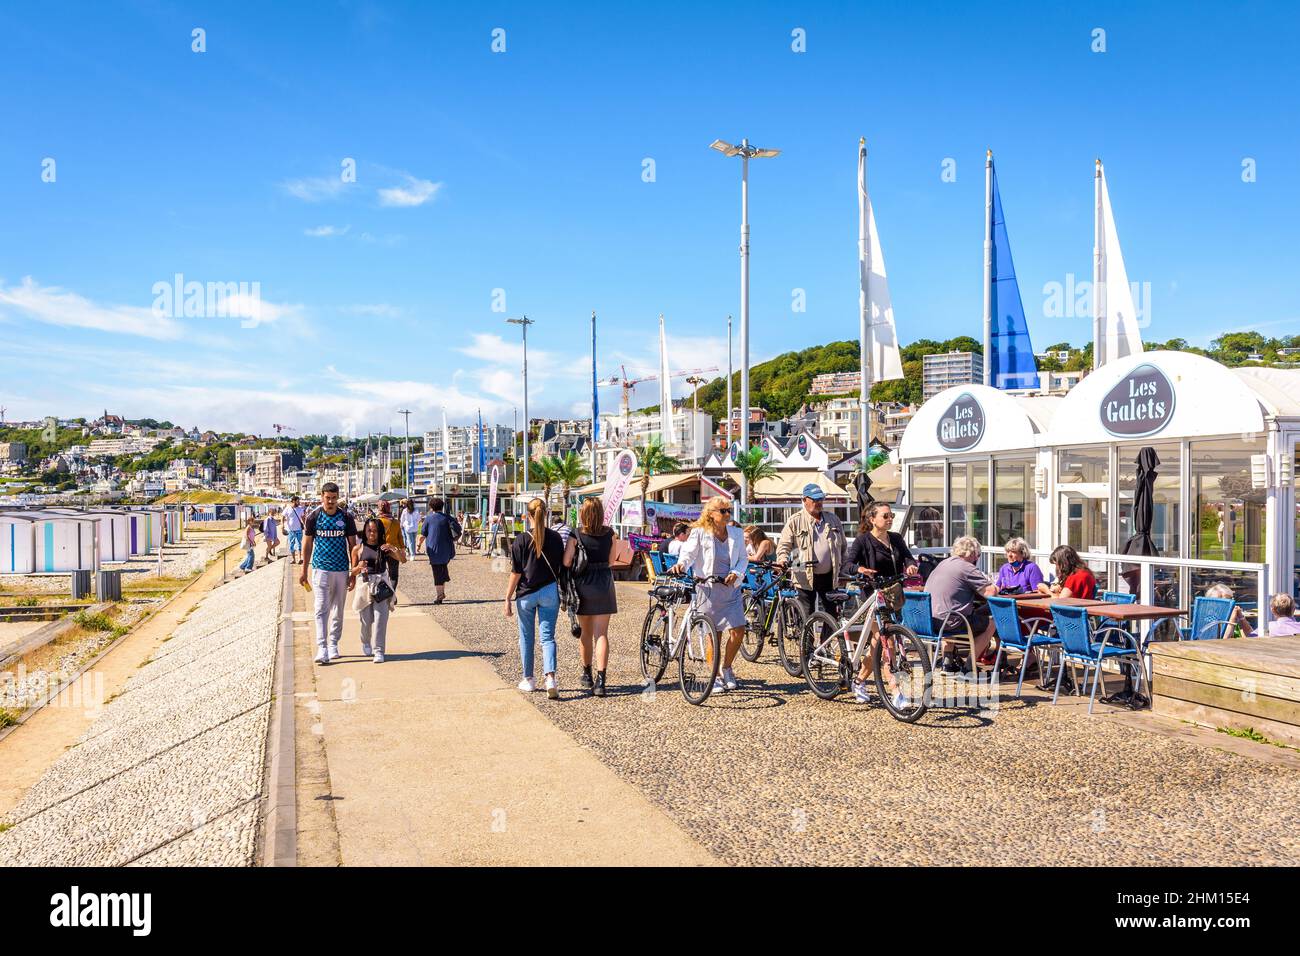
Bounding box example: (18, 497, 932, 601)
(902, 590, 975, 675)
(1178, 596, 1235, 641)
(1097, 589, 1137, 634)
(1049, 604, 1144, 714)
(648, 551, 678, 577)
(987, 597, 1060, 697)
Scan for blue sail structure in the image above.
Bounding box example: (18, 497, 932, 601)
(988, 163, 1040, 390)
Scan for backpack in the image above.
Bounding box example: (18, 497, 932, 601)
(569, 532, 590, 577)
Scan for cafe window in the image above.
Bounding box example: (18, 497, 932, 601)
(993, 458, 1036, 548)
(1057, 446, 1109, 554)
(1190, 436, 1267, 564)
(1116, 441, 1181, 558)
(908, 463, 944, 548)
(948, 460, 989, 545)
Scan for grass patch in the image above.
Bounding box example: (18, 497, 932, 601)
(14, 597, 39, 607)
(1216, 726, 1300, 752)
(0, 707, 18, 729)
(72, 610, 116, 632)
(0, 822, 12, 833)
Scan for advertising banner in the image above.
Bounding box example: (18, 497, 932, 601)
(601, 450, 638, 525)
(620, 499, 703, 526)
(488, 465, 500, 520)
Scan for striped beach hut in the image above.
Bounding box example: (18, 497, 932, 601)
(28, 511, 98, 572)
(162, 508, 183, 544)
(0, 512, 40, 574)
(125, 508, 164, 555)
(47, 509, 132, 563)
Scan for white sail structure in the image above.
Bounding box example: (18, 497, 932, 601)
(857, 139, 904, 457)
(658, 314, 673, 449)
(1093, 160, 1144, 368)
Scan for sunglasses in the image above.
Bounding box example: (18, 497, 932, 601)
(718, 508, 732, 515)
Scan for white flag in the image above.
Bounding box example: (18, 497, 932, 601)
(658, 314, 673, 449)
(1093, 162, 1144, 368)
(859, 145, 905, 383)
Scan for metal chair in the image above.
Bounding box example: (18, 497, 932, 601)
(902, 590, 976, 677)
(987, 596, 1060, 697)
(1049, 604, 1144, 714)
(1178, 596, 1236, 641)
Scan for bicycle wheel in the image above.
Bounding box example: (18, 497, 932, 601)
(639, 601, 671, 683)
(801, 611, 848, 700)
(873, 624, 931, 723)
(776, 597, 807, 677)
(678, 614, 721, 705)
(739, 594, 766, 663)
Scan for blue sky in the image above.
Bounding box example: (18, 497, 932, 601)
(1, 0, 1296, 436)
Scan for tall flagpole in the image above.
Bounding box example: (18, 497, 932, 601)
(726, 314, 733, 453)
(983, 149, 993, 386)
(590, 311, 598, 482)
(1093, 159, 1104, 370)
(858, 138, 872, 462)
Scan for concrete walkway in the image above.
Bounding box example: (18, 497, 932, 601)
(301, 582, 715, 866)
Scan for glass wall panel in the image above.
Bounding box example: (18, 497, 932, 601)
(908, 463, 945, 548)
(993, 458, 1036, 547)
(1294, 445, 1299, 601)
(947, 461, 990, 544)
(1057, 447, 1109, 554)
(1190, 436, 1267, 564)
(1116, 442, 1182, 558)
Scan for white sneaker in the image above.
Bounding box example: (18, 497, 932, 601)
(327, 644, 340, 661)
(713, 676, 727, 693)
(314, 650, 328, 665)
(722, 668, 739, 691)
(853, 680, 871, 704)
(544, 674, 558, 699)
(361, 643, 372, 657)
(517, 677, 536, 693)
(891, 688, 909, 711)
(373, 651, 385, 664)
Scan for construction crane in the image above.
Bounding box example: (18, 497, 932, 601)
(597, 365, 719, 424)
(272, 423, 297, 435)
(0, 406, 6, 424)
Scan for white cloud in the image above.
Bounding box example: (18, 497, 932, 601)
(282, 175, 352, 202)
(377, 176, 441, 207)
(0, 276, 185, 340)
(304, 224, 350, 237)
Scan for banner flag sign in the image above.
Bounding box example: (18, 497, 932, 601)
(488, 465, 500, 519)
(601, 449, 638, 525)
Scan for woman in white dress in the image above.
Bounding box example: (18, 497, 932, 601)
(671, 497, 749, 692)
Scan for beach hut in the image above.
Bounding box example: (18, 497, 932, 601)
(27, 511, 98, 572)
(896, 351, 1300, 625)
(125, 508, 164, 555)
(47, 509, 132, 563)
(0, 512, 40, 574)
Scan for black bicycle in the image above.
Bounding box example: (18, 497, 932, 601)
(738, 561, 807, 677)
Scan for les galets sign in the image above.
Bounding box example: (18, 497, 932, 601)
(1099, 363, 1175, 438)
(936, 392, 984, 451)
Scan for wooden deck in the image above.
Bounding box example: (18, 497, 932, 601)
(1151, 636, 1300, 747)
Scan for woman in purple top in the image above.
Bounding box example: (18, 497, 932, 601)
(995, 538, 1044, 593)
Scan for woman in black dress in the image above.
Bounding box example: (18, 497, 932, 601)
(563, 498, 619, 697)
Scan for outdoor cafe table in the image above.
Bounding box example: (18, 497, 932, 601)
(1085, 603, 1188, 706)
(1014, 596, 1110, 610)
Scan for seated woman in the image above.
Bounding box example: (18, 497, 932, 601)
(995, 537, 1043, 593)
(1203, 582, 1253, 637)
(743, 525, 775, 563)
(1037, 545, 1097, 600)
(1265, 593, 1300, 636)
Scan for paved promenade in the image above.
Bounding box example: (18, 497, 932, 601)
(400, 555, 1300, 866)
(295, 566, 715, 865)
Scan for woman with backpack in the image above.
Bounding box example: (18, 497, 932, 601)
(504, 498, 566, 698)
(564, 498, 619, 697)
(349, 517, 406, 663)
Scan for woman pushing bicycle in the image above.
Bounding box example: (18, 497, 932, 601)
(669, 496, 749, 692)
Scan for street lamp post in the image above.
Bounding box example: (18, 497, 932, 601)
(726, 314, 733, 453)
(397, 408, 411, 495)
(507, 316, 534, 493)
(710, 138, 780, 507)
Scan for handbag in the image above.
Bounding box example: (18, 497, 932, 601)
(368, 574, 395, 604)
(608, 536, 634, 569)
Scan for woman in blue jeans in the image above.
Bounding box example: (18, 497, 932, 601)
(504, 498, 566, 699)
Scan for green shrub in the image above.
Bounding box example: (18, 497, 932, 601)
(73, 610, 115, 632)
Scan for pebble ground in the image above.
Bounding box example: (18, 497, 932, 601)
(401, 554, 1300, 866)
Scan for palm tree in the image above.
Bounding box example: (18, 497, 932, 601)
(529, 457, 560, 508)
(635, 439, 681, 532)
(552, 452, 590, 514)
(733, 446, 777, 506)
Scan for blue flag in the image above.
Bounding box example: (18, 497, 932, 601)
(990, 166, 1041, 390)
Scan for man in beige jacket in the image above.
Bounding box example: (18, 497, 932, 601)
(775, 483, 847, 617)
